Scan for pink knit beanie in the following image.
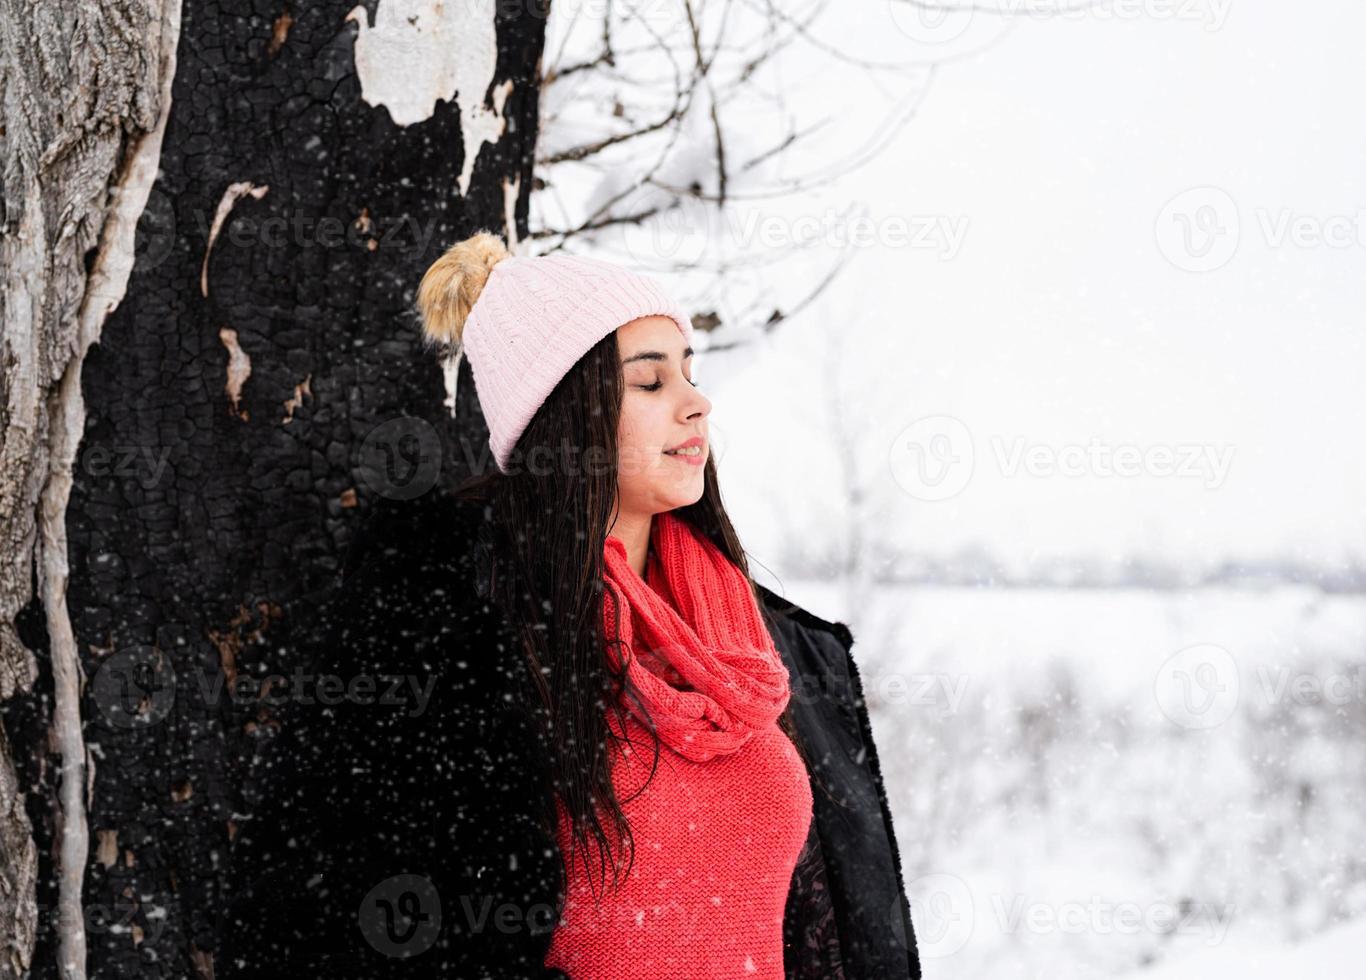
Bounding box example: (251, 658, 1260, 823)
(416, 232, 693, 473)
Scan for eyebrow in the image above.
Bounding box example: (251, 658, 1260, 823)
(621, 346, 694, 366)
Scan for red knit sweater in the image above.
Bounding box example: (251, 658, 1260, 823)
(544, 516, 812, 977)
(543, 709, 813, 978)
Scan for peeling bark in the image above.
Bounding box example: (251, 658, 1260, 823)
(200, 183, 269, 299)
(345, 0, 507, 195)
(1, 1, 182, 978)
(216, 328, 251, 421)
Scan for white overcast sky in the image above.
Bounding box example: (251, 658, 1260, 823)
(545, 0, 1366, 573)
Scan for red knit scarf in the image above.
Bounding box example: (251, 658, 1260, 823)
(544, 512, 811, 978)
(600, 510, 791, 762)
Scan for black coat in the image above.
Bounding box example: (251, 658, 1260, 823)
(217, 492, 920, 979)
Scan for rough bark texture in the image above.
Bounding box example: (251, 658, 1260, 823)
(1, 2, 181, 978)
(2, 0, 547, 977)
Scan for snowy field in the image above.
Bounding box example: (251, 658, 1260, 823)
(783, 580, 1366, 978)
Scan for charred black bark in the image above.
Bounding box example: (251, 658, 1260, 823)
(12, 2, 547, 977)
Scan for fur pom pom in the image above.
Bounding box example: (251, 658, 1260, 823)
(415, 230, 510, 350)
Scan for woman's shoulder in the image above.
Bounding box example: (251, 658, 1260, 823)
(755, 582, 854, 658)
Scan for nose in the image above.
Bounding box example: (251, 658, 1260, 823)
(683, 386, 710, 421)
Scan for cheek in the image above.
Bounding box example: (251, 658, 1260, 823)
(617, 397, 668, 479)
(616, 396, 665, 451)
(616, 398, 643, 448)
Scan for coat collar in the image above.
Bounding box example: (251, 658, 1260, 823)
(754, 581, 854, 655)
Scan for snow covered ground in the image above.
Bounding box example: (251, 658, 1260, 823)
(1113, 915, 1366, 979)
(775, 579, 1366, 978)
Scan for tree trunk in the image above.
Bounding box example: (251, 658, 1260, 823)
(1, 1, 547, 977)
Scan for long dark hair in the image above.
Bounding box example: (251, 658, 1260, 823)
(449, 328, 816, 907)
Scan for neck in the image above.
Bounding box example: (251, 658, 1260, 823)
(607, 510, 653, 578)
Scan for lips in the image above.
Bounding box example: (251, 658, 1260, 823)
(663, 436, 705, 453)
(662, 435, 706, 464)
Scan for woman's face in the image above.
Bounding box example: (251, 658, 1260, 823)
(615, 315, 711, 516)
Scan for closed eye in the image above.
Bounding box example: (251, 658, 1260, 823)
(635, 378, 699, 391)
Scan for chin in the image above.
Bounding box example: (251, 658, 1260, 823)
(653, 474, 706, 512)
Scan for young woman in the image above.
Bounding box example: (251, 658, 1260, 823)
(218, 233, 920, 979)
